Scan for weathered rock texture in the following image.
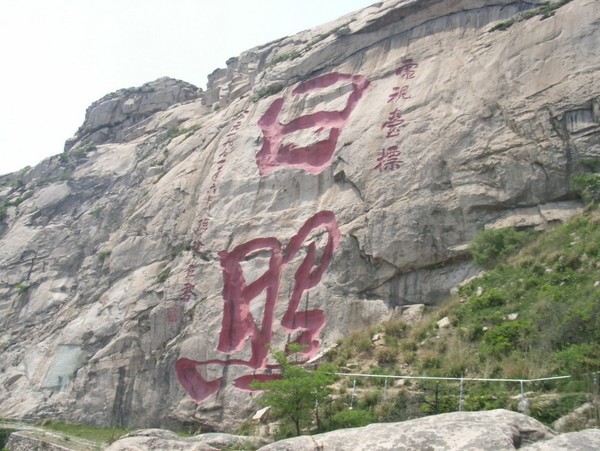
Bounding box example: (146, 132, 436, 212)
(64, 77, 202, 150)
(254, 409, 600, 451)
(104, 430, 268, 451)
(0, 0, 599, 430)
(258, 409, 555, 450)
(104, 410, 600, 451)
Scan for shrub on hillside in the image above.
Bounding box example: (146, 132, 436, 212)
(571, 173, 600, 204)
(327, 409, 377, 430)
(470, 227, 531, 268)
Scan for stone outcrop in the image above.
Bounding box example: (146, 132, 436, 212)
(258, 409, 555, 450)
(64, 77, 202, 150)
(103, 410, 600, 451)
(0, 0, 599, 431)
(105, 430, 269, 451)
(524, 429, 600, 451)
(553, 402, 600, 432)
(5, 429, 96, 451)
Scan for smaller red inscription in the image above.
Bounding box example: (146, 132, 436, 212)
(182, 114, 245, 302)
(395, 59, 419, 80)
(374, 145, 402, 172)
(381, 109, 405, 138)
(166, 305, 183, 324)
(387, 86, 411, 103)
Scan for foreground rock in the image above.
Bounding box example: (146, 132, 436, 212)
(257, 409, 577, 450)
(105, 430, 269, 451)
(102, 410, 600, 451)
(524, 429, 600, 451)
(64, 77, 201, 150)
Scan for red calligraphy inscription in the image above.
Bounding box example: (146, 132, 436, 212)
(381, 108, 405, 138)
(256, 73, 370, 175)
(166, 305, 183, 324)
(180, 115, 245, 303)
(395, 59, 419, 80)
(375, 57, 419, 171)
(176, 211, 340, 402)
(375, 146, 402, 172)
(387, 86, 411, 103)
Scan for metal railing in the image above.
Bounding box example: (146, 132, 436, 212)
(335, 372, 572, 412)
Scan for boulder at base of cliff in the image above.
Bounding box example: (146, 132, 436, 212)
(105, 429, 270, 451)
(258, 409, 556, 450)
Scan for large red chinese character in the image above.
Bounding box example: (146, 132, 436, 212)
(256, 73, 370, 176)
(176, 211, 340, 402)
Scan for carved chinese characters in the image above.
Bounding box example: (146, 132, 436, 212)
(375, 59, 419, 172)
(176, 71, 371, 403)
(256, 73, 370, 175)
(176, 212, 340, 402)
(181, 114, 245, 303)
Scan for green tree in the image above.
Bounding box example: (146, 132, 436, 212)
(252, 344, 337, 436)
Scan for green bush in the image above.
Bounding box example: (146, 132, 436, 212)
(468, 288, 506, 311)
(255, 84, 284, 101)
(481, 320, 533, 356)
(489, 19, 515, 31)
(529, 393, 588, 426)
(14, 283, 29, 294)
(553, 343, 600, 375)
(327, 409, 377, 430)
(98, 250, 111, 263)
(271, 50, 301, 65)
(252, 345, 337, 436)
(490, 0, 573, 32)
(571, 173, 600, 204)
(0, 429, 16, 449)
(383, 319, 408, 338)
(375, 347, 398, 364)
(470, 227, 531, 268)
(157, 268, 171, 283)
(10, 178, 24, 189)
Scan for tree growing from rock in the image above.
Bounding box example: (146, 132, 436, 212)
(252, 344, 337, 436)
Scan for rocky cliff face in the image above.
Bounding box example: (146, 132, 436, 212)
(0, 0, 598, 431)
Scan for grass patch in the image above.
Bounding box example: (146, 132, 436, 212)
(571, 173, 600, 204)
(0, 428, 16, 449)
(253, 84, 284, 101)
(157, 267, 171, 283)
(270, 50, 301, 66)
(38, 421, 128, 444)
(166, 124, 201, 141)
(489, 0, 573, 32)
(97, 250, 111, 263)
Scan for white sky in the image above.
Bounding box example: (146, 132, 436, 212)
(0, 0, 376, 176)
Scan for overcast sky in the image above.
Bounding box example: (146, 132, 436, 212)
(0, 0, 376, 176)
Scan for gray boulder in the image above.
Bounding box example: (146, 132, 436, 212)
(106, 429, 269, 451)
(523, 429, 600, 451)
(258, 409, 554, 450)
